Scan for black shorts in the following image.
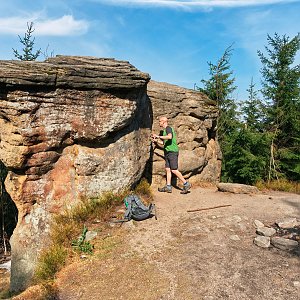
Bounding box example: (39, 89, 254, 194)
(165, 151, 179, 170)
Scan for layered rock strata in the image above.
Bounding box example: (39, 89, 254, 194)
(147, 80, 221, 185)
(0, 56, 151, 291)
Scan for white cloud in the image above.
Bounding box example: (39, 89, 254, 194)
(91, 0, 300, 9)
(0, 14, 89, 36)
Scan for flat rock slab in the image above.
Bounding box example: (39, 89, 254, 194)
(0, 56, 150, 90)
(217, 183, 259, 194)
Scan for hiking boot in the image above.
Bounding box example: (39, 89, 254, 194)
(180, 182, 191, 194)
(158, 185, 172, 193)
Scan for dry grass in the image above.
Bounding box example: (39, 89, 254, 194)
(134, 178, 153, 204)
(34, 245, 68, 282)
(256, 179, 300, 194)
(11, 283, 59, 300)
(33, 179, 153, 288)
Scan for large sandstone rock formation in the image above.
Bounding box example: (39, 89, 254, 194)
(0, 57, 221, 292)
(0, 56, 151, 291)
(148, 80, 221, 185)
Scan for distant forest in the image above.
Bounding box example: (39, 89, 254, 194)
(197, 33, 300, 186)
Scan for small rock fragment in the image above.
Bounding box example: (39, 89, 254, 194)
(253, 235, 270, 248)
(293, 281, 300, 288)
(85, 230, 98, 241)
(256, 227, 276, 237)
(229, 235, 240, 241)
(254, 220, 265, 228)
(276, 218, 298, 229)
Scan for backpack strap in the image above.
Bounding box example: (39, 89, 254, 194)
(124, 195, 134, 220)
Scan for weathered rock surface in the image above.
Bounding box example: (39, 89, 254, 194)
(256, 227, 276, 237)
(0, 56, 151, 291)
(275, 218, 299, 229)
(253, 236, 271, 248)
(253, 219, 265, 229)
(217, 183, 259, 194)
(147, 80, 221, 185)
(271, 237, 299, 251)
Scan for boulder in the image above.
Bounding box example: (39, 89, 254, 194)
(147, 80, 221, 185)
(0, 56, 151, 292)
(253, 220, 265, 229)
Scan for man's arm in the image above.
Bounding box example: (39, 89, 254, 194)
(152, 137, 164, 146)
(151, 126, 172, 140)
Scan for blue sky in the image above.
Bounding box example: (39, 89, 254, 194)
(0, 0, 299, 100)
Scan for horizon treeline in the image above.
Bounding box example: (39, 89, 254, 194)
(198, 33, 300, 185)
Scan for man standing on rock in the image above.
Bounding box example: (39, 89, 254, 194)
(151, 116, 191, 194)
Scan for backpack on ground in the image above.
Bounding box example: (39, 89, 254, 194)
(123, 194, 157, 221)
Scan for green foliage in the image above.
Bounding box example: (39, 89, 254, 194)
(241, 78, 267, 132)
(222, 128, 272, 185)
(71, 225, 93, 255)
(50, 217, 81, 248)
(198, 45, 242, 183)
(13, 22, 41, 61)
(220, 33, 300, 185)
(199, 44, 237, 104)
(258, 33, 300, 181)
(70, 190, 128, 223)
(198, 44, 239, 143)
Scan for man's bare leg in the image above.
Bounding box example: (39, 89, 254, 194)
(158, 167, 173, 193)
(166, 167, 172, 185)
(171, 169, 187, 184)
(172, 169, 191, 194)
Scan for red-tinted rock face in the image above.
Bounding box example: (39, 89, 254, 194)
(0, 56, 151, 292)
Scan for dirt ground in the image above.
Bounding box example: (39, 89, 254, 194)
(55, 186, 300, 300)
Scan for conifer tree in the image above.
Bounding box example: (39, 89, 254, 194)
(242, 78, 266, 132)
(198, 45, 238, 142)
(225, 80, 273, 184)
(258, 33, 300, 181)
(198, 45, 240, 182)
(13, 22, 41, 61)
(224, 128, 272, 184)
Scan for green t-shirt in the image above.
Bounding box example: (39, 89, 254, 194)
(163, 126, 179, 153)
